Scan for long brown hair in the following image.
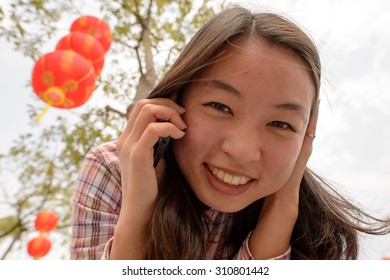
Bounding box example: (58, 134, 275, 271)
(145, 6, 390, 259)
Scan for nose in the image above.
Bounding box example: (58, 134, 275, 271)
(221, 126, 261, 162)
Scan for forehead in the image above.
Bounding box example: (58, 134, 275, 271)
(213, 36, 311, 78)
(197, 37, 315, 107)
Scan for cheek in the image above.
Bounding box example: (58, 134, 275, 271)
(280, 143, 301, 169)
(175, 116, 216, 154)
(266, 141, 303, 187)
(172, 117, 212, 191)
(173, 116, 207, 165)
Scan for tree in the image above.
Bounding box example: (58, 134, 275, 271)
(0, 0, 225, 259)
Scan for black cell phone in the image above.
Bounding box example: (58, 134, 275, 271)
(153, 136, 171, 168)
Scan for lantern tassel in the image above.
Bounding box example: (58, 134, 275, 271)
(35, 102, 52, 124)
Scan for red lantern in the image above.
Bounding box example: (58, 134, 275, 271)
(70, 16, 112, 53)
(35, 211, 59, 233)
(27, 236, 52, 259)
(32, 50, 96, 110)
(56, 32, 105, 76)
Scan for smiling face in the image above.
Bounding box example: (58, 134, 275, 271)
(172, 37, 315, 212)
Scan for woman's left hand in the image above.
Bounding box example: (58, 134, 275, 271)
(267, 100, 320, 207)
(249, 100, 320, 259)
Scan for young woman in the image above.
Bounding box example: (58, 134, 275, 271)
(71, 6, 389, 260)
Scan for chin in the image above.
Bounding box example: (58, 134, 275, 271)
(200, 197, 254, 213)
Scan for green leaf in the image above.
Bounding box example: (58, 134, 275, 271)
(0, 216, 20, 237)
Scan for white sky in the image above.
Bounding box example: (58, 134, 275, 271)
(0, 0, 389, 259)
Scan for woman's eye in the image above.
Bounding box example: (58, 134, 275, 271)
(270, 121, 295, 131)
(207, 102, 232, 113)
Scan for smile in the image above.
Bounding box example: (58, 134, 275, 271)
(207, 164, 252, 186)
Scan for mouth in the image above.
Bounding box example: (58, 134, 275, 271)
(203, 163, 254, 196)
(206, 164, 254, 186)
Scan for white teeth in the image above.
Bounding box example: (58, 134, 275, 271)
(208, 165, 251, 186)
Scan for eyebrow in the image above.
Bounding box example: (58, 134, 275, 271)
(206, 79, 242, 99)
(205, 79, 308, 119)
(272, 103, 308, 119)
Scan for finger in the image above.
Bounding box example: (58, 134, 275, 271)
(118, 100, 186, 150)
(129, 103, 187, 141)
(124, 99, 185, 138)
(288, 99, 321, 186)
(302, 99, 320, 154)
(298, 99, 320, 165)
(131, 122, 185, 167)
(305, 99, 320, 141)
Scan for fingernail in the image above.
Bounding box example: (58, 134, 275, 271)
(181, 123, 188, 130)
(178, 106, 186, 114)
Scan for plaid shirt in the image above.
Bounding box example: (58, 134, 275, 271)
(71, 141, 290, 260)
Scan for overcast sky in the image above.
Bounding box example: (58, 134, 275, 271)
(0, 0, 389, 259)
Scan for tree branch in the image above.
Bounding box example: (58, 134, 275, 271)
(105, 105, 127, 118)
(1, 230, 21, 260)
